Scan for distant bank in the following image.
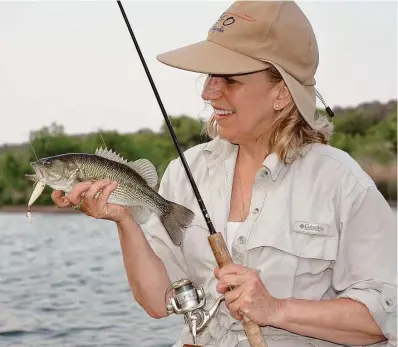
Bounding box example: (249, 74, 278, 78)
(0, 205, 81, 213)
(1, 201, 396, 214)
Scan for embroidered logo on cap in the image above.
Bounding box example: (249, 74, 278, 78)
(210, 11, 256, 33)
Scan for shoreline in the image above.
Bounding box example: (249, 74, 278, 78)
(0, 205, 80, 214)
(1, 200, 396, 214)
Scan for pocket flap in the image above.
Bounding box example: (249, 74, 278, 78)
(246, 220, 338, 261)
(292, 220, 338, 260)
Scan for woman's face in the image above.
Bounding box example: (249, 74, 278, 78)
(201, 70, 286, 145)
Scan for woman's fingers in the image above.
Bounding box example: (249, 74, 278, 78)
(67, 181, 93, 205)
(228, 297, 244, 321)
(97, 181, 118, 205)
(83, 180, 112, 209)
(51, 190, 71, 207)
(224, 287, 242, 308)
(216, 274, 246, 293)
(51, 190, 64, 206)
(84, 179, 110, 201)
(50, 180, 127, 223)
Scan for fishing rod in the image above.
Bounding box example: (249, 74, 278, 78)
(116, 2, 268, 347)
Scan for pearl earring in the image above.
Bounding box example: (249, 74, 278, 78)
(275, 104, 279, 109)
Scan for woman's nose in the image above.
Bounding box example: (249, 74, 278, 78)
(201, 76, 223, 101)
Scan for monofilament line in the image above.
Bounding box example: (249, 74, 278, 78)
(29, 139, 39, 161)
(99, 130, 107, 148)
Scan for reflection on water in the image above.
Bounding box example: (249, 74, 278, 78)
(0, 213, 184, 347)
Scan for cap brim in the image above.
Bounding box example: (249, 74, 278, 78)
(157, 40, 316, 127)
(157, 40, 271, 75)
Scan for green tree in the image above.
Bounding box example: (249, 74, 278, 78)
(0, 102, 396, 206)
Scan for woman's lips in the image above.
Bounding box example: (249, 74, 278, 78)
(213, 108, 235, 120)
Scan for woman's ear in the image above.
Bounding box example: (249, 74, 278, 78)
(273, 82, 292, 111)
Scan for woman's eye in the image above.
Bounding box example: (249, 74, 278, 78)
(224, 77, 237, 85)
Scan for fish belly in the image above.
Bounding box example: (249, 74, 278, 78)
(106, 183, 165, 214)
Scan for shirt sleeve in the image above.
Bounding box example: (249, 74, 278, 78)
(141, 159, 190, 283)
(332, 185, 397, 343)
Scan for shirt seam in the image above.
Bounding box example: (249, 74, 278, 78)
(310, 150, 374, 204)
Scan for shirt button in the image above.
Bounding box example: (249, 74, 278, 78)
(252, 208, 259, 214)
(238, 236, 246, 244)
(386, 298, 395, 306)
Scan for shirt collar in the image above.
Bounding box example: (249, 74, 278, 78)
(203, 136, 286, 182)
(261, 152, 285, 181)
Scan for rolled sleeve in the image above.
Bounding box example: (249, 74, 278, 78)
(333, 186, 397, 343)
(142, 159, 189, 283)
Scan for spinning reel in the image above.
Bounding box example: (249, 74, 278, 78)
(165, 279, 224, 346)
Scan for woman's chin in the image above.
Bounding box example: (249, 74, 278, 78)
(217, 126, 239, 143)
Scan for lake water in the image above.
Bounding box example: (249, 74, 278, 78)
(1, 209, 396, 347)
(0, 213, 184, 347)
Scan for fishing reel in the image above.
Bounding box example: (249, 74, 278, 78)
(165, 279, 224, 345)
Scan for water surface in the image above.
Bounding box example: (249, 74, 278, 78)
(0, 213, 184, 347)
(1, 208, 396, 346)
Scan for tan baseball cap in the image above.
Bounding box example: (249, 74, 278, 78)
(157, 1, 321, 129)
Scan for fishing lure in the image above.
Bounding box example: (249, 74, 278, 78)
(26, 181, 46, 223)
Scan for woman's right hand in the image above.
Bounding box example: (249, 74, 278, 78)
(51, 179, 131, 224)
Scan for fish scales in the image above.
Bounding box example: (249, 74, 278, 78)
(74, 154, 167, 213)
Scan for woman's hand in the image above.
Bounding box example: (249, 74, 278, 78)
(214, 264, 282, 327)
(51, 179, 130, 224)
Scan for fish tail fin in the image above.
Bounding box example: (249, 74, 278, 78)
(160, 201, 195, 246)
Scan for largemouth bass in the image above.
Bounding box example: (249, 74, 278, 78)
(25, 147, 194, 245)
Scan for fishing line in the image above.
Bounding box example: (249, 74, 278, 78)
(115, 3, 269, 346)
(98, 130, 107, 149)
(29, 139, 39, 161)
(116, 0, 216, 236)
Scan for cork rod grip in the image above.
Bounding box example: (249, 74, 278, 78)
(208, 233, 268, 347)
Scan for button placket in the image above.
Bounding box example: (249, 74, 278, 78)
(241, 175, 269, 265)
(232, 166, 270, 265)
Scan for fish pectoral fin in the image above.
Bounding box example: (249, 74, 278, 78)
(125, 205, 152, 225)
(128, 159, 158, 188)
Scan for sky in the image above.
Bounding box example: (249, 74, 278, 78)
(0, 0, 396, 146)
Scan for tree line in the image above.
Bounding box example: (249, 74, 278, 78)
(0, 99, 396, 206)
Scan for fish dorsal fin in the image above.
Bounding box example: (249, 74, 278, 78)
(95, 147, 129, 165)
(128, 159, 158, 188)
(94, 148, 158, 188)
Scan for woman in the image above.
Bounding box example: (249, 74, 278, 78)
(51, 1, 396, 346)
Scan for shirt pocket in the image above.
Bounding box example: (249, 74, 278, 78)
(291, 220, 339, 261)
(290, 220, 339, 284)
(245, 218, 339, 296)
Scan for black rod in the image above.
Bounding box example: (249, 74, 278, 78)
(116, 0, 216, 235)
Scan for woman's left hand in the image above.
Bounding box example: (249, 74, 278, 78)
(214, 264, 282, 327)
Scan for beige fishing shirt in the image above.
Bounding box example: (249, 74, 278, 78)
(143, 136, 397, 347)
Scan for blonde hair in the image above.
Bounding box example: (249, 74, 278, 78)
(203, 67, 334, 164)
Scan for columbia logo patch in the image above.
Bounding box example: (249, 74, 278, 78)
(293, 221, 330, 235)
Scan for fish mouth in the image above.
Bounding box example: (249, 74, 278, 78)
(25, 162, 46, 182)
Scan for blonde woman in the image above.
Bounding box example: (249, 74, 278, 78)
(51, 2, 396, 346)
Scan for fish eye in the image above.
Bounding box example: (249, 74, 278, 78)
(43, 161, 51, 167)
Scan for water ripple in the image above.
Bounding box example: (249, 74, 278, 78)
(0, 213, 184, 346)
